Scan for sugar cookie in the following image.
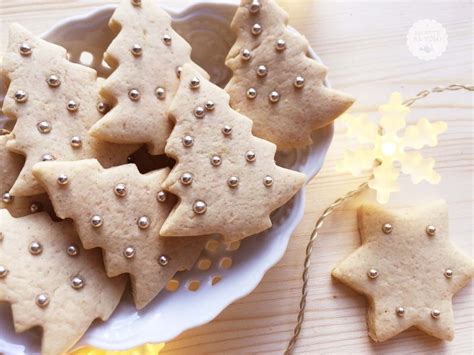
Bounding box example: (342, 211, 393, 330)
(332, 202, 474, 341)
(161, 64, 306, 242)
(0, 210, 126, 355)
(33, 159, 206, 309)
(225, 0, 354, 149)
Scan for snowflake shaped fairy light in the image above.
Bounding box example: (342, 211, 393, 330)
(337, 92, 447, 203)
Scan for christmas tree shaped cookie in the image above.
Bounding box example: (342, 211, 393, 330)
(1, 24, 136, 196)
(332, 202, 474, 341)
(0, 210, 126, 355)
(160, 64, 306, 242)
(225, 0, 354, 149)
(0, 133, 52, 217)
(89, 0, 208, 155)
(33, 159, 206, 309)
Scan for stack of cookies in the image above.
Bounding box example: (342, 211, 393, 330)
(0, 0, 353, 353)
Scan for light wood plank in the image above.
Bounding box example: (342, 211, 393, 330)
(1, 1, 472, 353)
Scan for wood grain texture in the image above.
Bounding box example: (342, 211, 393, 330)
(1, 0, 473, 353)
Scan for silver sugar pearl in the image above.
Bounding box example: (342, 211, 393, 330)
(97, 102, 110, 114)
(269, 91, 280, 103)
(227, 176, 240, 188)
(2, 192, 14, 204)
(180, 172, 193, 185)
(241, 49, 252, 61)
(19, 43, 32, 56)
(36, 293, 50, 308)
(90, 215, 103, 228)
(30, 202, 42, 213)
(249, 0, 261, 13)
(190, 77, 201, 89)
(114, 183, 127, 197)
(396, 307, 405, 317)
(46, 75, 61, 87)
(158, 255, 169, 266)
(367, 268, 379, 279)
(41, 154, 55, 162)
(71, 276, 85, 289)
(131, 44, 142, 56)
(193, 200, 207, 214)
(444, 268, 453, 278)
(37, 121, 52, 134)
(431, 309, 441, 319)
(257, 65, 268, 77)
(67, 100, 79, 112)
(294, 76, 305, 88)
(70, 136, 82, 148)
(245, 150, 256, 162)
(124, 246, 136, 259)
(263, 175, 273, 187)
(205, 100, 215, 111)
(155, 87, 166, 100)
(156, 190, 167, 203)
(29, 241, 43, 255)
(182, 135, 194, 147)
(176, 66, 183, 78)
(137, 216, 150, 229)
(0, 266, 9, 278)
(251, 23, 262, 35)
(222, 125, 232, 135)
(128, 89, 141, 101)
(162, 34, 172, 45)
(246, 87, 257, 99)
(194, 106, 206, 118)
(211, 155, 222, 166)
(67, 244, 79, 256)
(57, 174, 69, 185)
(426, 225, 436, 236)
(382, 223, 393, 234)
(276, 39, 287, 51)
(14, 90, 28, 103)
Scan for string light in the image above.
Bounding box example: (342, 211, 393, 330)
(337, 92, 447, 203)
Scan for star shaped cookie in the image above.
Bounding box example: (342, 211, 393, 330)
(332, 201, 474, 341)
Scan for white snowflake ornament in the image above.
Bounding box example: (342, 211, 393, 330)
(337, 93, 447, 203)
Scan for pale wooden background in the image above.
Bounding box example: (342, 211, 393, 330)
(1, 0, 473, 354)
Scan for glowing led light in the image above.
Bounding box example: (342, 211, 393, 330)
(381, 141, 397, 157)
(337, 93, 447, 203)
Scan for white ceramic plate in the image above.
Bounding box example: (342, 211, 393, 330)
(0, 2, 334, 353)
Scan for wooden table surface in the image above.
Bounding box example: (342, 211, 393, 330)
(1, 0, 473, 353)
